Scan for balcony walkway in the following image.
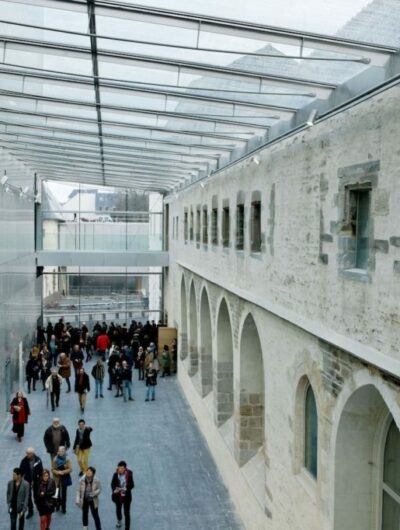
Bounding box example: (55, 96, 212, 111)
(0, 362, 243, 529)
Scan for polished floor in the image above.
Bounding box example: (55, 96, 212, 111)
(0, 362, 243, 529)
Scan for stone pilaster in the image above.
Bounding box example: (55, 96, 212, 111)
(180, 332, 188, 360)
(188, 344, 198, 376)
(234, 390, 264, 466)
(213, 360, 233, 426)
(199, 348, 213, 397)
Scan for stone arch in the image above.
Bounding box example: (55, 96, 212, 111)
(188, 280, 198, 376)
(199, 286, 213, 396)
(214, 297, 234, 427)
(333, 384, 398, 530)
(235, 312, 265, 466)
(180, 275, 188, 360)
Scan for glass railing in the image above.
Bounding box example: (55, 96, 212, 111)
(42, 271, 162, 327)
(41, 210, 163, 251)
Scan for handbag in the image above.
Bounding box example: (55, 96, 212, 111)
(61, 473, 72, 487)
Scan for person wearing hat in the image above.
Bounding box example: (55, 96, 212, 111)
(111, 461, 134, 529)
(19, 447, 43, 519)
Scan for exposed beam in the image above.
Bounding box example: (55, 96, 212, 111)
(86, 0, 105, 185)
(1, 37, 337, 97)
(0, 121, 236, 151)
(0, 106, 260, 139)
(0, 133, 221, 159)
(0, 66, 298, 116)
(0, 89, 271, 129)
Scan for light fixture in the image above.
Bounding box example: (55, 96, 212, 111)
(23, 186, 29, 194)
(4, 185, 10, 193)
(1, 174, 8, 185)
(251, 155, 261, 165)
(306, 109, 318, 127)
(200, 181, 206, 189)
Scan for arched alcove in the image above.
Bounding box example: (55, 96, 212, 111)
(180, 276, 188, 360)
(188, 281, 198, 376)
(199, 287, 213, 396)
(235, 313, 264, 466)
(214, 298, 233, 427)
(334, 384, 398, 530)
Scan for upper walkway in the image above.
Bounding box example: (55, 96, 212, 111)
(0, 361, 243, 530)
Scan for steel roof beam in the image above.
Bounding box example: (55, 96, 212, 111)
(0, 121, 236, 151)
(2, 143, 209, 170)
(0, 106, 260, 140)
(0, 89, 270, 129)
(0, 65, 297, 116)
(0, 133, 221, 159)
(0, 37, 337, 97)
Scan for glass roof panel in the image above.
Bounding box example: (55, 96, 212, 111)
(119, 0, 400, 47)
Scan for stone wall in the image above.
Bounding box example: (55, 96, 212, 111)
(164, 85, 400, 530)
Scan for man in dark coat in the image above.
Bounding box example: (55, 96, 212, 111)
(6, 468, 30, 530)
(72, 419, 93, 477)
(74, 367, 90, 413)
(111, 460, 134, 530)
(43, 418, 70, 463)
(19, 447, 43, 519)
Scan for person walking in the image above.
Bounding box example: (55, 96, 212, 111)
(73, 419, 93, 477)
(45, 369, 63, 411)
(57, 352, 71, 392)
(7, 468, 30, 530)
(113, 361, 123, 398)
(52, 446, 72, 514)
(75, 367, 90, 413)
(111, 461, 134, 530)
(145, 362, 157, 401)
(25, 352, 40, 394)
(70, 344, 84, 378)
(91, 358, 105, 398)
(76, 466, 102, 530)
(160, 345, 171, 377)
(34, 469, 56, 530)
(48, 334, 59, 366)
(43, 418, 70, 463)
(10, 391, 30, 442)
(121, 360, 134, 402)
(96, 328, 110, 360)
(19, 447, 43, 520)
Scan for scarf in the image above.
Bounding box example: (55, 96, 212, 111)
(55, 453, 67, 469)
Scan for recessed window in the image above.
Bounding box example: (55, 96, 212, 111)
(176, 216, 179, 240)
(250, 198, 261, 252)
(196, 206, 201, 243)
(202, 206, 208, 244)
(189, 208, 194, 241)
(304, 384, 318, 479)
(382, 419, 400, 529)
(236, 203, 244, 250)
(348, 188, 371, 270)
(222, 203, 230, 248)
(184, 210, 188, 243)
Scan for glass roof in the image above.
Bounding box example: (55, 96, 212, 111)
(0, 0, 399, 192)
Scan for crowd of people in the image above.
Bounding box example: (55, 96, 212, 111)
(7, 318, 178, 530)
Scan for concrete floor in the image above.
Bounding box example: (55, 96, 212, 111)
(0, 363, 243, 529)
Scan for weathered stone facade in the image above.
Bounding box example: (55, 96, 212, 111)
(164, 85, 400, 530)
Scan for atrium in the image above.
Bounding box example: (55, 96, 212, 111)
(1, 1, 400, 529)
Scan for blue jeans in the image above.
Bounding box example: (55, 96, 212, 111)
(122, 380, 132, 402)
(95, 379, 103, 397)
(146, 386, 155, 400)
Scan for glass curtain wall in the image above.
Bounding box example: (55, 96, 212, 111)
(41, 181, 163, 251)
(43, 268, 163, 328)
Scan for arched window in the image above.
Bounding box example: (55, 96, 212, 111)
(304, 384, 318, 478)
(382, 419, 400, 529)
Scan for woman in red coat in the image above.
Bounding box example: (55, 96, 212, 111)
(10, 390, 30, 442)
